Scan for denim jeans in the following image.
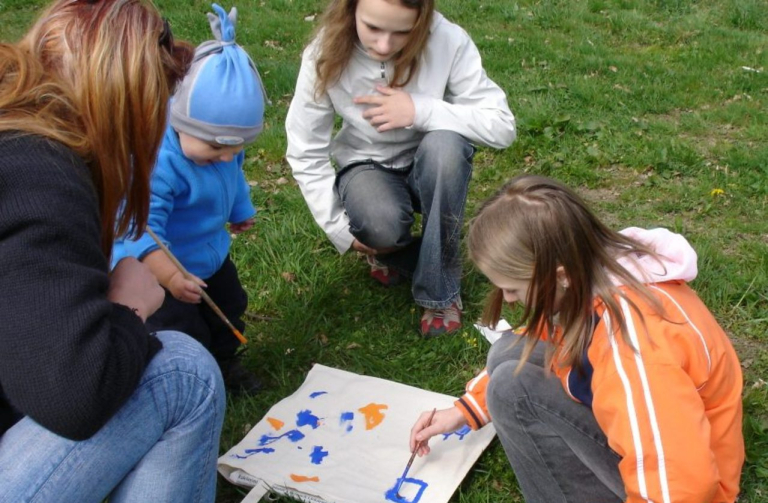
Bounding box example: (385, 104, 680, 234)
(486, 335, 626, 503)
(0, 331, 226, 503)
(335, 130, 474, 309)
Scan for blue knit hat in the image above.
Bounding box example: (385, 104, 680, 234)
(170, 4, 266, 146)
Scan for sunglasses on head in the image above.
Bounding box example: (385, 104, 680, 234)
(159, 18, 174, 55)
(78, 1, 174, 54)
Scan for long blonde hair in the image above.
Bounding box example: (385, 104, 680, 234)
(468, 175, 663, 370)
(0, 0, 193, 255)
(312, 0, 434, 97)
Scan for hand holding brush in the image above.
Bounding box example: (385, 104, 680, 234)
(395, 408, 437, 499)
(397, 407, 471, 499)
(144, 226, 248, 345)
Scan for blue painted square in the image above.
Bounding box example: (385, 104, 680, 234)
(384, 477, 428, 503)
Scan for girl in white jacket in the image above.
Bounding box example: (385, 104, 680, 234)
(286, 0, 516, 336)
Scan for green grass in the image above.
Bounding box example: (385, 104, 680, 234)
(3, 0, 767, 501)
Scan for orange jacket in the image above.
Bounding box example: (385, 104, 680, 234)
(456, 281, 744, 503)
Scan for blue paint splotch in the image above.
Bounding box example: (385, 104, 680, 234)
(384, 477, 428, 503)
(296, 409, 321, 429)
(258, 429, 305, 446)
(232, 447, 275, 459)
(442, 425, 471, 441)
(309, 391, 328, 398)
(340, 411, 354, 433)
(309, 445, 329, 465)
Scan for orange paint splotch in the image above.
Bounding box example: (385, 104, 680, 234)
(289, 474, 320, 483)
(358, 402, 388, 430)
(266, 417, 284, 431)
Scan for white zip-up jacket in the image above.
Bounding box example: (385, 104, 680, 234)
(286, 12, 516, 254)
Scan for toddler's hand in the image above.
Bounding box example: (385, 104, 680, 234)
(230, 217, 255, 234)
(354, 86, 415, 132)
(168, 271, 206, 304)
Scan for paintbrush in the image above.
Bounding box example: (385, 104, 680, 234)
(144, 226, 248, 345)
(395, 407, 437, 499)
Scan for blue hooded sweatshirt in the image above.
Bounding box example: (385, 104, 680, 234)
(112, 125, 256, 279)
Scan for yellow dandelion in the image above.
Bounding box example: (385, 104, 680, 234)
(710, 188, 725, 197)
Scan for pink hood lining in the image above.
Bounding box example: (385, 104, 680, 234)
(612, 227, 698, 286)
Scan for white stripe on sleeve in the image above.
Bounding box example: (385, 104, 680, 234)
(467, 369, 488, 392)
(649, 285, 711, 377)
(605, 312, 652, 502)
(620, 297, 671, 503)
(464, 393, 490, 425)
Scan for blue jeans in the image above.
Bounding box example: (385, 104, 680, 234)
(486, 335, 626, 503)
(0, 331, 225, 503)
(335, 130, 474, 309)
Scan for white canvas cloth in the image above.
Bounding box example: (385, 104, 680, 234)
(218, 364, 496, 503)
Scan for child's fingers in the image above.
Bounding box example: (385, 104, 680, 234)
(415, 423, 444, 444)
(175, 289, 200, 304)
(184, 293, 202, 304)
(176, 280, 204, 303)
(184, 281, 201, 294)
(414, 408, 466, 445)
(409, 410, 436, 450)
(361, 106, 385, 121)
(353, 94, 384, 105)
(189, 276, 207, 288)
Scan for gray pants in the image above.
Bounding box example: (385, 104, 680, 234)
(486, 335, 626, 503)
(335, 130, 473, 309)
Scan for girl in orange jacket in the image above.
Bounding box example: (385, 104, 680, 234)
(410, 175, 744, 503)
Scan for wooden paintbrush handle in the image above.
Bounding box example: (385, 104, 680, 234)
(144, 227, 192, 277)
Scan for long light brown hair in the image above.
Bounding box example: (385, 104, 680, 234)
(468, 175, 664, 370)
(312, 0, 434, 97)
(0, 0, 193, 256)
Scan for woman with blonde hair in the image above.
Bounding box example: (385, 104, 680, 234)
(411, 175, 744, 502)
(0, 1, 226, 501)
(286, 0, 516, 337)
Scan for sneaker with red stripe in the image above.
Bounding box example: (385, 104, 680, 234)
(420, 301, 462, 337)
(366, 255, 404, 287)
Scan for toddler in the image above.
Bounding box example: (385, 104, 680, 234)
(113, 3, 266, 395)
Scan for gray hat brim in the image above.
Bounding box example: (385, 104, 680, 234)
(170, 109, 263, 145)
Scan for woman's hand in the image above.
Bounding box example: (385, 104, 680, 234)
(409, 406, 468, 457)
(108, 257, 165, 321)
(354, 85, 415, 132)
